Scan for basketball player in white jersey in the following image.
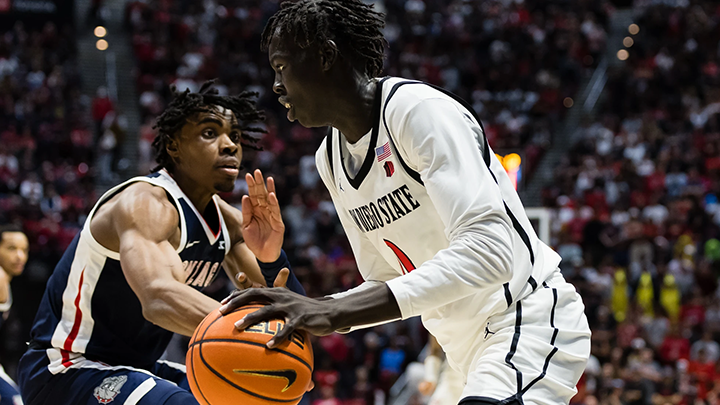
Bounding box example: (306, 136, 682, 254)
(18, 83, 305, 405)
(221, 2, 591, 405)
(0, 225, 28, 405)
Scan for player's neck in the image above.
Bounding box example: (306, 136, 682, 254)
(171, 172, 214, 215)
(331, 74, 377, 144)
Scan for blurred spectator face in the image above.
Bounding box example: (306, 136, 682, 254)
(0, 231, 29, 277)
(171, 107, 243, 193)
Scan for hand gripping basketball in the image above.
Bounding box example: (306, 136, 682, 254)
(219, 288, 335, 348)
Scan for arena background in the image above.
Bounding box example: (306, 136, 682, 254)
(1, 0, 719, 404)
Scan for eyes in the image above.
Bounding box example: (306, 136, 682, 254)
(202, 128, 241, 144)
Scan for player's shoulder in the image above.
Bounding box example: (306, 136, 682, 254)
(314, 134, 334, 183)
(111, 181, 179, 229)
(380, 77, 457, 122)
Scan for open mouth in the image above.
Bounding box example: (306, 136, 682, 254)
(279, 98, 295, 122)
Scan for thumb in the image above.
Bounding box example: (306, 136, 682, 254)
(273, 268, 290, 288)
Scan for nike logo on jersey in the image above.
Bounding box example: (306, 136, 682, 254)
(233, 369, 297, 392)
(219, 241, 225, 250)
(347, 184, 421, 234)
(186, 240, 201, 248)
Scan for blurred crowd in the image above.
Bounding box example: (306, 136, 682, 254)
(541, 2, 720, 405)
(0, 21, 101, 374)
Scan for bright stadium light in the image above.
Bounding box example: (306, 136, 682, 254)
(617, 49, 629, 61)
(94, 26, 107, 38)
(96, 39, 108, 51)
(629, 24, 640, 35)
(623, 36, 634, 47)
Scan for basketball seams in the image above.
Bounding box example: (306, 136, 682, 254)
(189, 339, 313, 373)
(197, 339, 303, 403)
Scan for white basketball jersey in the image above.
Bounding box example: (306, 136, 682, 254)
(316, 77, 562, 376)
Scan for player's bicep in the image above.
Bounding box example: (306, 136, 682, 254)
(114, 188, 185, 304)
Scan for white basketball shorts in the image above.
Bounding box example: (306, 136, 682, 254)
(459, 270, 591, 405)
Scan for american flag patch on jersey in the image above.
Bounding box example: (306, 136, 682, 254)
(376, 142, 392, 161)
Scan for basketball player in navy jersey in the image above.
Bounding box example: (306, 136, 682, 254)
(0, 225, 28, 405)
(17, 83, 304, 405)
(222, 2, 591, 405)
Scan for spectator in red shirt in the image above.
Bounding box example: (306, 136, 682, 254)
(659, 324, 691, 365)
(91, 86, 113, 139)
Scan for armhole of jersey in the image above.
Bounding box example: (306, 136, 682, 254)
(212, 195, 232, 256)
(326, 126, 334, 178)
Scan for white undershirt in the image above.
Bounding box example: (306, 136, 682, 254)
(340, 130, 372, 177)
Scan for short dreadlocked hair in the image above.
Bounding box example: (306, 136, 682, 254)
(151, 81, 265, 173)
(261, 0, 386, 78)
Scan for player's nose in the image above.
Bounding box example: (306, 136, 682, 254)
(219, 133, 238, 155)
(272, 75, 285, 95)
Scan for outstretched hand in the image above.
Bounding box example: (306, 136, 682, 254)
(241, 169, 284, 263)
(219, 288, 335, 348)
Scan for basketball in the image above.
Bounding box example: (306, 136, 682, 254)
(186, 305, 314, 405)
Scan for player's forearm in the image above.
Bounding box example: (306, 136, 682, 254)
(386, 218, 514, 318)
(327, 284, 401, 332)
(141, 282, 219, 336)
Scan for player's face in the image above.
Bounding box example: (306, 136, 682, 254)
(173, 107, 243, 193)
(0, 232, 29, 277)
(268, 34, 329, 128)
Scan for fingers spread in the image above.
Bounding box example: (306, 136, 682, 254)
(235, 272, 253, 289)
(235, 305, 280, 330)
(267, 318, 296, 348)
(273, 268, 290, 288)
(221, 289, 240, 305)
(219, 289, 273, 314)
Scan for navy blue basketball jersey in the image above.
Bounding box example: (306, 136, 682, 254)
(28, 170, 231, 373)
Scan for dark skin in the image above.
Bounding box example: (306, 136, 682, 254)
(220, 32, 401, 348)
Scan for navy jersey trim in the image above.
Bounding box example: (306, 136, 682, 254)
(504, 301, 523, 398)
(338, 77, 389, 190)
(381, 81, 424, 186)
(326, 127, 335, 178)
(519, 286, 559, 395)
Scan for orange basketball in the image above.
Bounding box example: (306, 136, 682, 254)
(186, 304, 314, 405)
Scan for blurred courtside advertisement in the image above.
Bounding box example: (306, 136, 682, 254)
(0, 0, 74, 28)
(495, 151, 550, 245)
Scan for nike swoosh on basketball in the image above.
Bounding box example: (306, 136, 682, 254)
(186, 240, 200, 248)
(233, 369, 297, 392)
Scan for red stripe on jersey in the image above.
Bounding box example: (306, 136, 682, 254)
(384, 240, 416, 274)
(61, 267, 85, 367)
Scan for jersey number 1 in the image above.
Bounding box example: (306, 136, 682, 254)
(384, 239, 416, 274)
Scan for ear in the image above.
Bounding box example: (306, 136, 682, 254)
(166, 137, 180, 159)
(319, 39, 339, 71)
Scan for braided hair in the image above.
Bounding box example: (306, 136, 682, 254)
(151, 81, 264, 173)
(261, 0, 386, 78)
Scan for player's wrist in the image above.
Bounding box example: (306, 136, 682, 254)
(256, 248, 282, 264)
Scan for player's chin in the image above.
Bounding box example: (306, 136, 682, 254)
(213, 179, 236, 193)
